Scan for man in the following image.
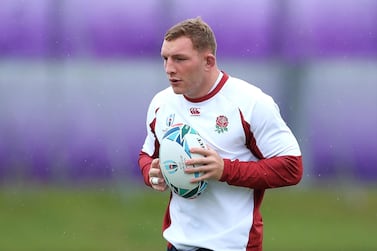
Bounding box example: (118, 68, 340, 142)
(138, 17, 303, 251)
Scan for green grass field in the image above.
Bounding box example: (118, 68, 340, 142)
(0, 182, 376, 251)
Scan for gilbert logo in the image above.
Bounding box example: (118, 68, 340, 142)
(190, 107, 200, 116)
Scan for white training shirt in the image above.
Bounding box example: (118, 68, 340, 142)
(141, 72, 301, 251)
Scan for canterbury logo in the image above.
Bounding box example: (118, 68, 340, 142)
(190, 107, 200, 115)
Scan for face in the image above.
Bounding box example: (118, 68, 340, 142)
(161, 36, 211, 99)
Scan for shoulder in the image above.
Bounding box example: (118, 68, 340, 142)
(223, 74, 274, 106)
(153, 86, 174, 100)
(149, 87, 175, 107)
(220, 74, 282, 128)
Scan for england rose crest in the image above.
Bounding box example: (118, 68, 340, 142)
(215, 115, 229, 133)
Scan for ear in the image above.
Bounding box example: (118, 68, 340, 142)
(205, 54, 216, 68)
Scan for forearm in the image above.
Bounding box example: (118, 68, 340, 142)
(138, 151, 153, 186)
(220, 155, 303, 189)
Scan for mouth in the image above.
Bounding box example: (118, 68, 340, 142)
(169, 78, 181, 85)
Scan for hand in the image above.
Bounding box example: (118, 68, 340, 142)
(148, 158, 168, 191)
(185, 146, 224, 183)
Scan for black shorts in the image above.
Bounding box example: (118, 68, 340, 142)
(167, 246, 213, 251)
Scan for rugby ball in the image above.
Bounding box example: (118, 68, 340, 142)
(159, 124, 208, 199)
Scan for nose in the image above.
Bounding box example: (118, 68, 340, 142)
(164, 58, 176, 75)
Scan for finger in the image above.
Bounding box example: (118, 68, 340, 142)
(186, 160, 206, 168)
(190, 147, 208, 155)
(154, 184, 168, 192)
(190, 173, 209, 183)
(151, 181, 168, 192)
(151, 158, 161, 169)
(150, 175, 167, 187)
(150, 177, 160, 185)
(185, 165, 206, 173)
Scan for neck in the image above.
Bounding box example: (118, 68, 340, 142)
(207, 69, 221, 93)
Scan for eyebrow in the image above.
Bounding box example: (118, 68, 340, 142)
(161, 53, 189, 59)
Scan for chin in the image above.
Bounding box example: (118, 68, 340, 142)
(171, 86, 184, 94)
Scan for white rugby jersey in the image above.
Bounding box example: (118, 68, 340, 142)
(139, 72, 302, 251)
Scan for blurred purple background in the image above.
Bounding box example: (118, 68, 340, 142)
(0, 0, 376, 185)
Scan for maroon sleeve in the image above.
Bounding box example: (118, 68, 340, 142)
(138, 117, 160, 187)
(220, 155, 303, 189)
(138, 151, 153, 187)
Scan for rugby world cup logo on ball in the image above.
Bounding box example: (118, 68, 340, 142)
(162, 160, 178, 175)
(159, 124, 208, 199)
